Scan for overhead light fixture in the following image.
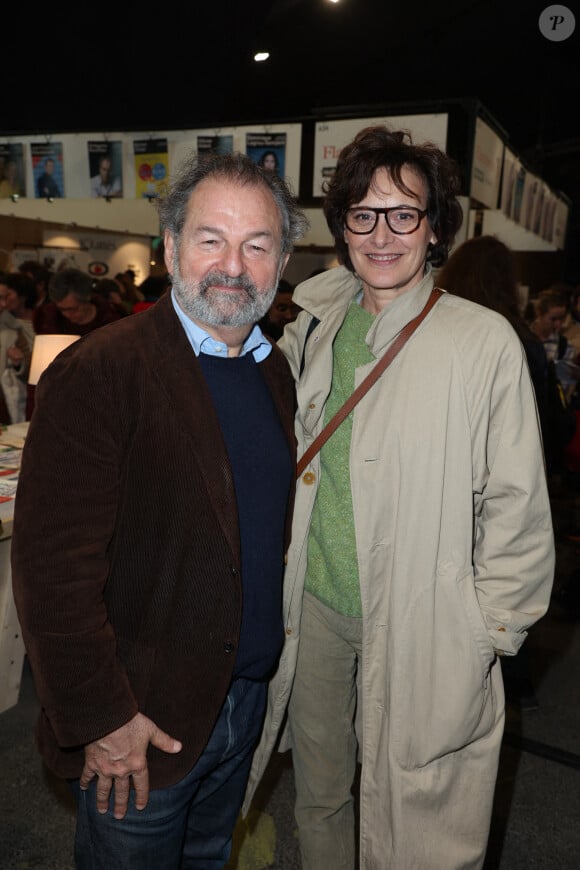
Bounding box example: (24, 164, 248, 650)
(254, 51, 270, 62)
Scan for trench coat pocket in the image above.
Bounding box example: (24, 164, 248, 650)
(391, 565, 496, 769)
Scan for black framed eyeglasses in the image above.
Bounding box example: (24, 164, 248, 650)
(345, 206, 428, 235)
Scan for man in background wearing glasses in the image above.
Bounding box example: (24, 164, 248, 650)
(244, 125, 554, 870)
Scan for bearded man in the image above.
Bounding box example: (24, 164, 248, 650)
(12, 152, 307, 870)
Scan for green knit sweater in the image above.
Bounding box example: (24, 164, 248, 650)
(305, 300, 375, 616)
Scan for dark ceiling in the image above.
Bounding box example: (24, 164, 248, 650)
(4, 0, 580, 271)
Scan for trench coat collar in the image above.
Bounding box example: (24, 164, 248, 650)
(295, 264, 437, 357)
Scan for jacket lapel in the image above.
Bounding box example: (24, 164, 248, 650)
(148, 294, 240, 562)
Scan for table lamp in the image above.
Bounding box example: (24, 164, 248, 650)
(28, 335, 81, 386)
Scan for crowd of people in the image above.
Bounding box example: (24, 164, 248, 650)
(0, 264, 173, 424)
(5, 128, 578, 870)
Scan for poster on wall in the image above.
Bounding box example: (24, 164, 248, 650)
(246, 133, 287, 178)
(0, 143, 26, 198)
(469, 117, 504, 209)
(531, 181, 549, 237)
(511, 165, 526, 224)
(499, 147, 518, 217)
(540, 189, 558, 243)
(133, 138, 168, 199)
(521, 173, 540, 232)
(197, 135, 233, 156)
(31, 142, 64, 198)
(551, 198, 569, 250)
(88, 141, 123, 198)
(312, 114, 448, 197)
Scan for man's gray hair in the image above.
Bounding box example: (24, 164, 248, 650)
(49, 268, 93, 303)
(156, 151, 309, 254)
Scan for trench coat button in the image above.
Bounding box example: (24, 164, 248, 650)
(308, 402, 316, 409)
(302, 471, 316, 485)
(286, 627, 293, 636)
(284, 552, 288, 565)
(224, 642, 234, 653)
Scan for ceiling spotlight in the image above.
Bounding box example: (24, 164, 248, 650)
(254, 51, 270, 62)
(10, 194, 19, 203)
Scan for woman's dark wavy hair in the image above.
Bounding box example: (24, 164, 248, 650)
(323, 125, 464, 271)
(436, 234, 532, 342)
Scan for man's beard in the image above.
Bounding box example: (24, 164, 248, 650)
(172, 256, 280, 328)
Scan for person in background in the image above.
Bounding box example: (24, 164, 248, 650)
(33, 268, 124, 336)
(437, 233, 550, 711)
(90, 154, 122, 198)
(36, 157, 61, 198)
(12, 151, 308, 870)
(132, 274, 171, 313)
(245, 125, 554, 870)
(0, 270, 37, 326)
(0, 273, 36, 422)
(258, 278, 300, 340)
(92, 277, 130, 317)
(437, 234, 550, 450)
(531, 287, 579, 411)
(116, 268, 145, 306)
(18, 260, 53, 307)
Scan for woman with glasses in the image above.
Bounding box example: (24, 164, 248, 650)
(244, 126, 554, 869)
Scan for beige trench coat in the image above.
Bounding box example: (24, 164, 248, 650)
(244, 266, 554, 869)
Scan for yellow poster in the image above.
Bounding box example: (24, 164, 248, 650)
(133, 138, 168, 199)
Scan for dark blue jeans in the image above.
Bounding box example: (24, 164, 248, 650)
(69, 677, 267, 869)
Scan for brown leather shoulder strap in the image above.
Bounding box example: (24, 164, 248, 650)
(296, 287, 443, 478)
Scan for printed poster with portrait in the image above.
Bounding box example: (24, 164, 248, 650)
(88, 141, 124, 198)
(197, 135, 233, 156)
(133, 138, 168, 199)
(312, 115, 448, 197)
(246, 133, 287, 178)
(31, 142, 65, 198)
(0, 143, 26, 198)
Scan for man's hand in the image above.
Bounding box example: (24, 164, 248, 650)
(79, 712, 182, 819)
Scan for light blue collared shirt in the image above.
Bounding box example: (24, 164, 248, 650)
(171, 289, 273, 361)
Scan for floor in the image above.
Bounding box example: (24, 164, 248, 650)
(0, 477, 578, 870)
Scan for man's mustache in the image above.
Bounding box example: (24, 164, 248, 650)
(198, 271, 257, 298)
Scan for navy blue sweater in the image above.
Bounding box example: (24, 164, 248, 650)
(199, 351, 292, 680)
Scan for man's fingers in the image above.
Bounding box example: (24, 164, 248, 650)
(95, 777, 113, 814)
(79, 766, 96, 791)
(131, 768, 150, 812)
(149, 726, 182, 755)
(112, 777, 131, 820)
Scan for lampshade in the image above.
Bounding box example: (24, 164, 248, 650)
(28, 334, 81, 385)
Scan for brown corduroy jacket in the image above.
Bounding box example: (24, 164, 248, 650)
(11, 292, 297, 788)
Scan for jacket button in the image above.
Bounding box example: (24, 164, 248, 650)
(286, 627, 293, 636)
(302, 471, 316, 485)
(224, 642, 234, 653)
(308, 402, 316, 409)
